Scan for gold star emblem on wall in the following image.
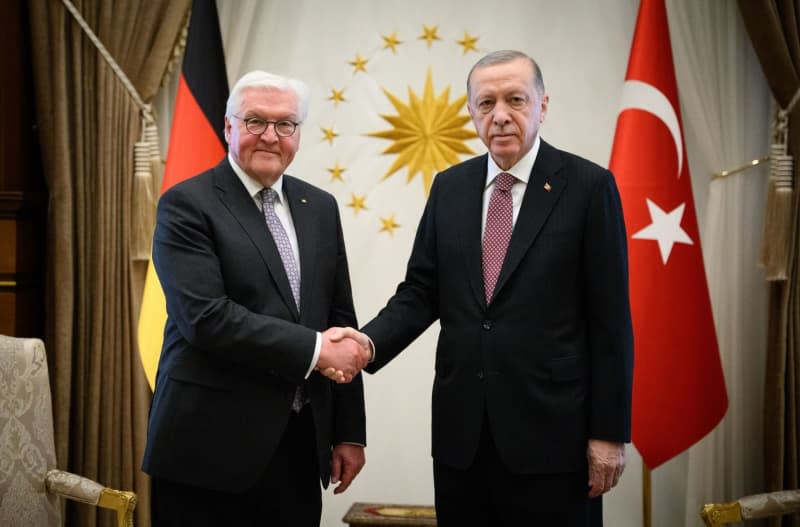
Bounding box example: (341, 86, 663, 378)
(321, 126, 339, 144)
(349, 53, 369, 74)
(382, 32, 402, 53)
(328, 88, 346, 107)
(379, 213, 400, 235)
(320, 23, 483, 236)
(348, 193, 368, 214)
(456, 32, 479, 54)
(418, 25, 441, 48)
(327, 163, 346, 182)
(367, 68, 478, 194)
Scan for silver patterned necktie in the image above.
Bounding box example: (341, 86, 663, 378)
(261, 187, 306, 412)
(261, 187, 301, 310)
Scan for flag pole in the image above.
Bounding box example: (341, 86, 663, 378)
(643, 463, 651, 527)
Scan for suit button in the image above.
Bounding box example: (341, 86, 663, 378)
(477, 371, 484, 380)
(482, 320, 492, 330)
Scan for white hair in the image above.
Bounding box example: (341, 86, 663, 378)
(225, 70, 310, 122)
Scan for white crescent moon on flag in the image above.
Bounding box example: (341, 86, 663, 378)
(619, 80, 683, 178)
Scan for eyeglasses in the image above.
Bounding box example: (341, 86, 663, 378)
(232, 115, 300, 137)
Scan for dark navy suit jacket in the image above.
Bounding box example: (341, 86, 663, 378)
(142, 158, 365, 492)
(363, 140, 633, 473)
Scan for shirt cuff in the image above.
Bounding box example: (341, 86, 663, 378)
(305, 332, 322, 379)
(366, 335, 376, 362)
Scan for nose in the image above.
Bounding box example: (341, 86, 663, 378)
(492, 102, 512, 126)
(259, 123, 280, 141)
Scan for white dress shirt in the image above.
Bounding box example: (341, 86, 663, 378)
(481, 135, 542, 238)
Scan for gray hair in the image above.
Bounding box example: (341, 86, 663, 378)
(226, 70, 310, 122)
(467, 50, 545, 99)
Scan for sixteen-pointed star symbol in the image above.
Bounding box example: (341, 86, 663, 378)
(632, 198, 693, 265)
(367, 68, 477, 195)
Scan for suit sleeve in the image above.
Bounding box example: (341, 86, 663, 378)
(362, 174, 442, 373)
(583, 170, 634, 442)
(153, 184, 317, 383)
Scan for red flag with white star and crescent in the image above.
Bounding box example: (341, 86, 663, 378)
(609, 0, 727, 469)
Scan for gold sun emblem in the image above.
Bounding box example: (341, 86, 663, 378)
(367, 68, 478, 194)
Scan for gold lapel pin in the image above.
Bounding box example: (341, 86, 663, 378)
(543, 182, 552, 192)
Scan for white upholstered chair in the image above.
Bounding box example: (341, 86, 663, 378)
(0, 335, 136, 526)
(701, 489, 800, 526)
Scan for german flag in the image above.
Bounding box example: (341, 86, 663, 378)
(138, 0, 228, 388)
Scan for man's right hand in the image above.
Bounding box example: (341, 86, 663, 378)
(317, 327, 371, 383)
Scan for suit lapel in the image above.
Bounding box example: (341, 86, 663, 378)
(213, 160, 300, 320)
(282, 176, 316, 324)
(492, 141, 566, 300)
(454, 156, 489, 308)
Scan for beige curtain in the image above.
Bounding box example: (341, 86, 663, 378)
(27, 1, 190, 525)
(738, 2, 800, 526)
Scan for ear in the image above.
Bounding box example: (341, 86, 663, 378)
(223, 116, 232, 143)
(539, 94, 549, 123)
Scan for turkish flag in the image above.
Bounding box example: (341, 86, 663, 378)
(609, 0, 727, 469)
(137, 0, 228, 389)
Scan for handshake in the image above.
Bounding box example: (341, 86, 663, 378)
(316, 327, 372, 383)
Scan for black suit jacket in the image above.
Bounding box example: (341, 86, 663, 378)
(363, 140, 633, 474)
(142, 158, 365, 492)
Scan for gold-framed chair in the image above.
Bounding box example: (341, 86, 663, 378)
(0, 335, 136, 526)
(701, 489, 800, 526)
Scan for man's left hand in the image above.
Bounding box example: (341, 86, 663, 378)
(587, 439, 625, 498)
(330, 444, 366, 494)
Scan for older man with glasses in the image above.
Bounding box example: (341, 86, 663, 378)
(142, 70, 370, 527)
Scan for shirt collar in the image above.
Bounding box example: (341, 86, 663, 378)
(485, 135, 541, 188)
(228, 153, 285, 202)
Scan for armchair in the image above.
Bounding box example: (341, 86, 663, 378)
(701, 489, 800, 526)
(0, 335, 136, 526)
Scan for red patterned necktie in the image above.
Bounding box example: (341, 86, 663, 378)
(482, 172, 516, 303)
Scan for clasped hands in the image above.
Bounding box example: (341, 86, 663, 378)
(316, 327, 371, 383)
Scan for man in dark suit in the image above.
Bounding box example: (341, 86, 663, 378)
(142, 70, 370, 527)
(333, 50, 633, 526)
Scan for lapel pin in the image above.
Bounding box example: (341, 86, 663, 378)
(300, 198, 308, 204)
(543, 182, 552, 192)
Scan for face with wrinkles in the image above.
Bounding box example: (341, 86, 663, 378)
(224, 86, 301, 187)
(467, 57, 548, 170)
